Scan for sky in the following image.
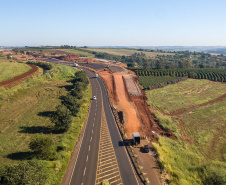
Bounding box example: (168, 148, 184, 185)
(0, 0, 226, 46)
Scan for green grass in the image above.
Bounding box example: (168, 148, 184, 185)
(0, 61, 31, 82)
(58, 49, 95, 57)
(182, 100, 226, 161)
(139, 76, 179, 89)
(147, 79, 226, 184)
(153, 137, 226, 185)
(146, 79, 226, 114)
(84, 48, 175, 57)
(0, 62, 92, 184)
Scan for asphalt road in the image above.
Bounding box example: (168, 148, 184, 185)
(97, 75, 139, 185)
(41, 59, 139, 185)
(69, 68, 139, 185)
(69, 69, 102, 185)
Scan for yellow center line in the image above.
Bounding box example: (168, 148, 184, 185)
(99, 157, 115, 164)
(97, 167, 119, 176)
(97, 163, 118, 171)
(98, 161, 118, 169)
(110, 178, 122, 184)
(96, 171, 120, 180)
(98, 151, 115, 157)
(98, 153, 115, 161)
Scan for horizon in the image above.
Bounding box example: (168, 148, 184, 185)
(1, 0, 226, 46)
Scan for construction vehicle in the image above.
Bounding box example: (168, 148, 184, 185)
(133, 132, 140, 145)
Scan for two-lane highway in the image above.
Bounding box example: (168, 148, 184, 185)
(69, 70, 102, 185)
(69, 67, 139, 185)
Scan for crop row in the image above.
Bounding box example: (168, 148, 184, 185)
(134, 68, 226, 82)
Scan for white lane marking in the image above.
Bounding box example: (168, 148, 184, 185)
(90, 137, 92, 142)
(83, 167, 86, 176)
(86, 155, 88, 162)
(94, 117, 95, 121)
(93, 123, 94, 127)
(88, 145, 90, 151)
(92, 129, 93, 134)
(95, 112, 96, 116)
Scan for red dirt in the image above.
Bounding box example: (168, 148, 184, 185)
(169, 93, 226, 116)
(0, 64, 39, 89)
(98, 68, 176, 141)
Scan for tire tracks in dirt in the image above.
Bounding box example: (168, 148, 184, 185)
(0, 64, 39, 89)
(169, 93, 226, 116)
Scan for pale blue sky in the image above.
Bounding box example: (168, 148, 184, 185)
(0, 0, 226, 46)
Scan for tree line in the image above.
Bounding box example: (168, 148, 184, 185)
(133, 68, 226, 82)
(0, 70, 89, 184)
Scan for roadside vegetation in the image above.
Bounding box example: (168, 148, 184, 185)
(146, 79, 226, 184)
(0, 61, 31, 82)
(0, 61, 91, 184)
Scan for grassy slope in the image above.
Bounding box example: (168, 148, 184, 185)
(0, 62, 91, 184)
(58, 49, 95, 57)
(84, 48, 175, 57)
(0, 61, 31, 82)
(146, 79, 226, 184)
(147, 79, 226, 114)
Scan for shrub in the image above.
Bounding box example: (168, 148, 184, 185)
(0, 161, 47, 185)
(29, 135, 55, 160)
(52, 105, 72, 132)
(62, 94, 81, 116)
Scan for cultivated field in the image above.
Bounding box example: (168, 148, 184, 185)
(0, 62, 91, 184)
(0, 61, 31, 82)
(147, 79, 226, 114)
(58, 49, 95, 57)
(146, 79, 226, 184)
(84, 48, 175, 57)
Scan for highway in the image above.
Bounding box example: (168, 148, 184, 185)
(69, 69, 102, 185)
(96, 74, 139, 185)
(40, 58, 139, 184)
(69, 67, 139, 185)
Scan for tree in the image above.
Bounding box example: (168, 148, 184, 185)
(156, 58, 165, 69)
(53, 105, 72, 132)
(142, 58, 150, 70)
(12, 48, 19, 54)
(29, 135, 55, 160)
(0, 161, 47, 185)
(62, 95, 81, 116)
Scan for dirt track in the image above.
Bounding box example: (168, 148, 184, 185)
(99, 69, 176, 140)
(169, 93, 226, 116)
(0, 64, 39, 89)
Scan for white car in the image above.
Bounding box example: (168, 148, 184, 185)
(93, 96, 97, 100)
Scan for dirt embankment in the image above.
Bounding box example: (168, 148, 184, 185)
(0, 64, 39, 89)
(99, 69, 176, 141)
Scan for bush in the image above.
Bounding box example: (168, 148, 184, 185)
(29, 135, 55, 160)
(0, 161, 47, 185)
(62, 94, 81, 116)
(73, 71, 89, 87)
(52, 105, 72, 132)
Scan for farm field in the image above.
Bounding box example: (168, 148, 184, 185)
(0, 61, 31, 82)
(147, 79, 226, 114)
(58, 49, 95, 57)
(146, 79, 226, 184)
(84, 48, 175, 57)
(0, 62, 91, 184)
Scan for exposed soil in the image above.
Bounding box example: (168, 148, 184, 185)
(169, 93, 226, 116)
(109, 66, 127, 73)
(98, 68, 176, 141)
(0, 64, 39, 89)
